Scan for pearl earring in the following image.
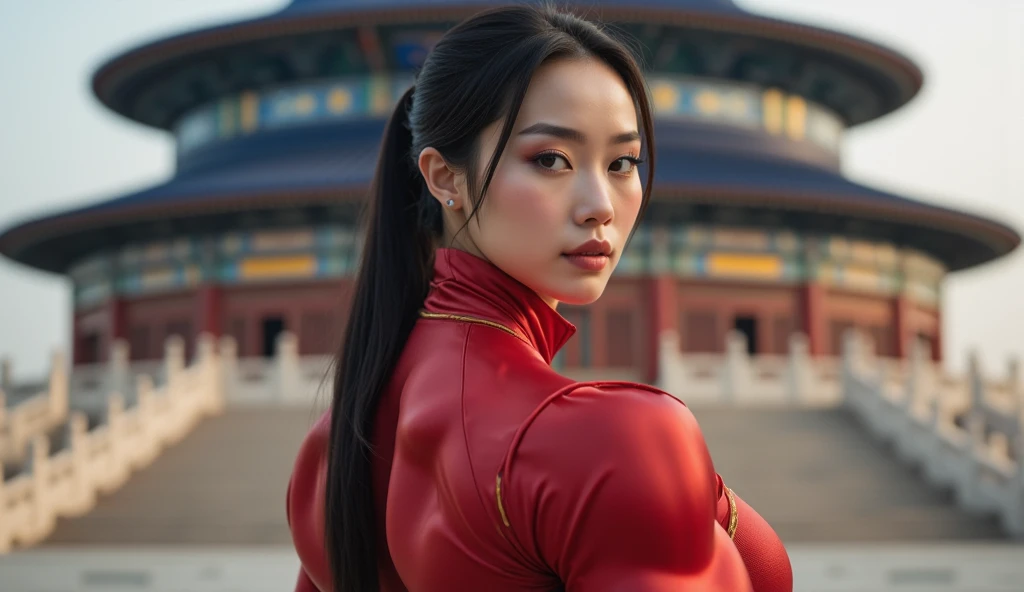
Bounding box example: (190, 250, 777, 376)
(446, 199, 455, 207)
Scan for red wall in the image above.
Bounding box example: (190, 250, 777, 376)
(71, 276, 942, 372)
(676, 280, 801, 355)
(221, 280, 354, 357)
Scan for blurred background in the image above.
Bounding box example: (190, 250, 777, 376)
(0, 1, 1022, 591)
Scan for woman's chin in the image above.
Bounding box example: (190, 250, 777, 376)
(545, 279, 608, 307)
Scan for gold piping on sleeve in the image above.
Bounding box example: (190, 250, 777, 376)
(496, 474, 511, 527)
(725, 485, 739, 539)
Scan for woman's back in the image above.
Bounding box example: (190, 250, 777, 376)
(383, 249, 578, 589)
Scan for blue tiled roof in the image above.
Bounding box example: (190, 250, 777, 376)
(91, 0, 922, 130)
(69, 147, 922, 216)
(80, 147, 378, 215)
(1, 142, 1017, 273)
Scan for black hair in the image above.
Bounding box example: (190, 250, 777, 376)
(325, 4, 657, 590)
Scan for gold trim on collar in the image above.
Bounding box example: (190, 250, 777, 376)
(724, 485, 739, 540)
(419, 310, 528, 345)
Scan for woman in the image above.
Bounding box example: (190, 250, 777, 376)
(287, 5, 793, 591)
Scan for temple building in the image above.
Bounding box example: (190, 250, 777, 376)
(1, 0, 1018, 384)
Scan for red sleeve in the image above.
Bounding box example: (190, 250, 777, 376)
(286, 412, 332, 592)
(294, 567, 321, 592)
(715, 478, 793, 592)
(500, 384, 753, 592)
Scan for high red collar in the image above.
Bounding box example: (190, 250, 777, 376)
(423, 248, 577, 364)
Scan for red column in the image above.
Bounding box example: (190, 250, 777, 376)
(106, 297, 128, 362)
(799, 283, 826, 357)
(893, 295, 911, 359)
(931, 307, 943, 362)
(648, 276, 679, 383)
(197, 285, 224, 338)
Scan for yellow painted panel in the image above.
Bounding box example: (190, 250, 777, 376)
(141, 268, 175, 287)
(240, 255, 317, 279)
(762, 89, 784, 135)
(240, 92, 259, 132)
(706, 253, 782, 279)
(842, 265, 882, 290)
(785, 95, 807, 140)
(652, 82, 679, 111)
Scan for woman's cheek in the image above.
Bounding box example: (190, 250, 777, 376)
(617, 185, 643, 227)
(501, 169, 563, 228)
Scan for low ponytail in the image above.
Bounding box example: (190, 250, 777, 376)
(322, 5, 658, 591)
(325, 85, 438, 592)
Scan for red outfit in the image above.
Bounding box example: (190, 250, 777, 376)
(287, 248, 793, 591)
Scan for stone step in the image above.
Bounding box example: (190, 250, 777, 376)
(42, 408, 320, 546)
(690, 407, 1006, 542)
(39, 404, 1005, 546)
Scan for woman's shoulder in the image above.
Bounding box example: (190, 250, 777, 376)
(500, 379, 710, 498)
(513, 379, 696, 444)
(497, 381, 737, 587)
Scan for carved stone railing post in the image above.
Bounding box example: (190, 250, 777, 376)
(195, 333, 222, 414)
(841, 329, 862, 378)
(722, 330, 751, 402)
(787, 333, 812, 404)
(956, 351, 987, 513)
(28, 433, 51, 538)
(136, 375, 155, 421)
(656, 331, 683, 394)
(276, 332, 302, 403)
(67, 411, 93, 515)
(164, 335, 185, 392)
(47, 350, 68, 420)
(108, 340, 130, 405)
(218, 335, 238, 404)
(906, 338, 936, 419)
(106, 392, 127, 476)
(966, 352, 987, 444)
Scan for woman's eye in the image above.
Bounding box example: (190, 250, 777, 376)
(535, 153, 570, 171)
(610, 157, 639, 174)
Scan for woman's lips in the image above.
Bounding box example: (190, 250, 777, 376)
(562, 253, 609, 271)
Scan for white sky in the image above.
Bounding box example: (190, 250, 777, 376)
(0, 0, 1021, 378)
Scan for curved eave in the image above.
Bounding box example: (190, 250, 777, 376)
(92, 2, 922, 129)
(1, 151, 1016, 275)
(655, 186, 1020, 272)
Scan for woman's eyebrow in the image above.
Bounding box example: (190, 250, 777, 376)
(518, 123, 640, 145)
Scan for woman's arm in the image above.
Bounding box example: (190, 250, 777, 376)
(499, 384, 753, 592)
(286, 412, 331, 592)
(294, 568, 321, 592)
(716, 475, 794, 592)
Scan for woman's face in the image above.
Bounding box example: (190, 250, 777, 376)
(433, 57, 645, 308)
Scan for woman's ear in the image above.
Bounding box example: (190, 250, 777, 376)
(418, 147, 464, 210)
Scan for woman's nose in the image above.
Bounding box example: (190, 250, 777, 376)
(573, 175, 614, 226)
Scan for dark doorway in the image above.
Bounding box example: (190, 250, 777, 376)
(80, 332, 100, 364)
(262, 316, 286, 358)
(733, 316, 758, 355)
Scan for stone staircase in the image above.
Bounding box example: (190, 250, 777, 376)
(38, 405, 1004, 546)
(692, 407, 1006, 542)
(41, 408, 320, 546)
